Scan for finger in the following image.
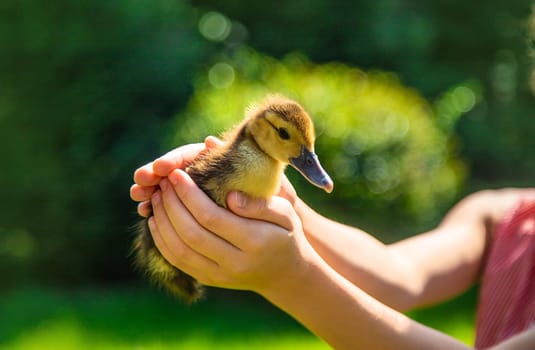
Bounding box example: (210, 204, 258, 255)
(137, 200, 152, 217)
(147, 216, 214, 284)
(133, 161, 161, 187)
(227, 191, 296, 232)
(204, 135, 224, 149)
(153, 143, 206, 177)
(169, 169, 290, 248)
(276, 175, 297, 205)
(151, 190, 219, 274)
(147, 216, 177, 265)
(130, 183, 157, 202)
(159, 178, 240, 263)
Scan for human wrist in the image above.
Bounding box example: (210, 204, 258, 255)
(294, 197, 313, 224)
(293, 197, 323, 238)
(256, 239, 322, 302)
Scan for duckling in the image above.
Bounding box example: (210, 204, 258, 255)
(133, 95, 333, 303)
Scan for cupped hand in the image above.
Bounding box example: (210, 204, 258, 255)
(148, 168, 310, 294)
(130, 136, 223, 217)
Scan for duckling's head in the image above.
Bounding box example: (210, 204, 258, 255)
(246, 96, 333, 193)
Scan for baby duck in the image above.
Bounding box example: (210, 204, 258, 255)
(133, 95, 333, 303)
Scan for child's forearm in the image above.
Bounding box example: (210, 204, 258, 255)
(259, 245, 470, 350)
(294, 198, 424, 311)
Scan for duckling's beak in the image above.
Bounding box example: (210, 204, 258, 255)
(290, 146, 334, 193)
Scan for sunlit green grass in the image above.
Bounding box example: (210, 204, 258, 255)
(0, 285, 476, 349)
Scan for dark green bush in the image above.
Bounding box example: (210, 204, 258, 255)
(1, 0, 533, 287)
(0, 0, 212, 285)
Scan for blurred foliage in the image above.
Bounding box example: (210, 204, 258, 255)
(0, 0, 213, 286)
(193, 0, 535, 184)
(171, 49, 465, 225)
(0, 0, 533, 286)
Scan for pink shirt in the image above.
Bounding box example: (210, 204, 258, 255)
(475, 196, 535, 348)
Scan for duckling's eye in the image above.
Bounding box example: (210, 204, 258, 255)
(278, 128, 290, 140)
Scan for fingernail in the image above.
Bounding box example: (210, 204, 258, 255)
(147, 217, 157, 233)
(169, 170, 180, 185)
(160, 179, 168, 191)
(235, 191, 247, 208)
(152, 191, 161, 205)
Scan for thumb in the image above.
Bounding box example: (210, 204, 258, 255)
(227, 191, 297, 232)
(204, 135, 225, 149)
(277, 175, 297, 205)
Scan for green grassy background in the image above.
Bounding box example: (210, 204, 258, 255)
(0, 285, 476, 349)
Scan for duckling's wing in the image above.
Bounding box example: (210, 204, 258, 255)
(186, 152, 236, 208)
